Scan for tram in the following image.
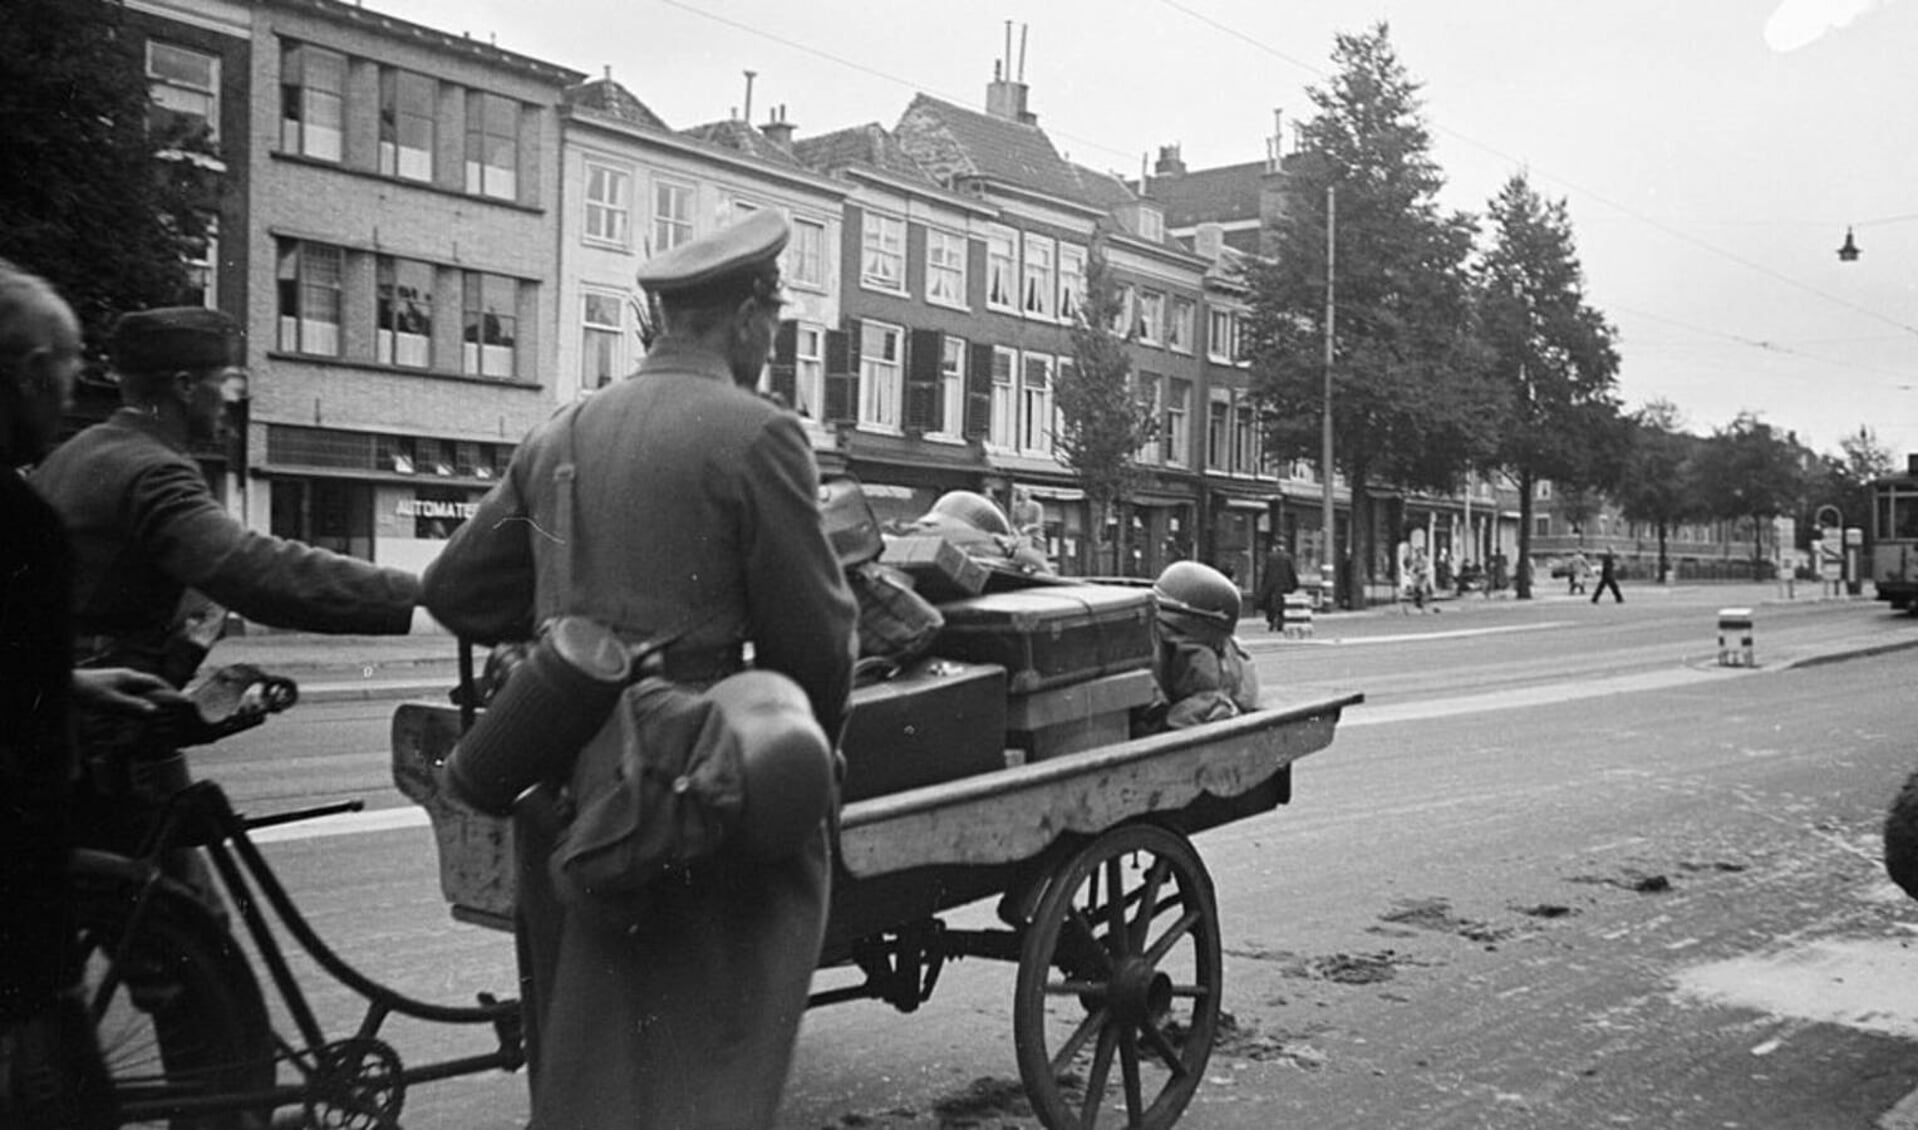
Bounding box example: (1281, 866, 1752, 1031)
(1869, 454, 1918, 612)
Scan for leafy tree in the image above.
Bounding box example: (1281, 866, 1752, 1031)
(1475, 172, 1622, 598)
(1615, 399, 1701, 580)
(1059, 240, 1159, 575)
(1692, 412, 1807, 576)
(0, 0, 218, 354)
(1242, 22, 1500, 607)
(1809, 426, 1894, 536)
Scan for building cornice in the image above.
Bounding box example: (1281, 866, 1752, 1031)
(260, 0, 586, 86)
(564, 107, 850, 200)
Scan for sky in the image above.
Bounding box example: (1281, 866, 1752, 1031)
(388, 0, 1918, 465)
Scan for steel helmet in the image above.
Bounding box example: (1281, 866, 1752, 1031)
(703, 670, 835, 859)
(1154, 561, 1242, 627)
(926, 490, 1013, 537)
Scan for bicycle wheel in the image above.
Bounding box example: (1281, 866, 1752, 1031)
(72, 852, 276, 1130)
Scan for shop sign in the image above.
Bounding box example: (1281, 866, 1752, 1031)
(396, 497, 479, 521)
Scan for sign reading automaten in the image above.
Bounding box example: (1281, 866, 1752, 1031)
(396, 498, 479, 521)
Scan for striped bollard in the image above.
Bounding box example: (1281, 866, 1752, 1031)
(1283, 592, 1314, 638)
(1717, 607, 1754, 667)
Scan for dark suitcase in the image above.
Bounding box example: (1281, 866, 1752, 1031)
(932, 584, 1157, 694)
(841, 658, 1008, 802)
(820, 474, 884, 567)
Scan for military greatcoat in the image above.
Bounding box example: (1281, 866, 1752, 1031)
(420, 343, 857, 1129)
(31, 408, 418, 679)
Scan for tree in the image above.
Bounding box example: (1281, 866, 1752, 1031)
(1059, 240, 1159, 575)
(1691, 412, 1807, 576)
(1475, 172, 1622, 598)
(1810, 425, 1894, 536)
(1615, 399, 1701, 581)
(0, 0, 217, 354)
(1242, 22, 1500, 607)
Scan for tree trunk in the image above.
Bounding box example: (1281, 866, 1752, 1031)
(1656, 521, 1670, 583)
(1515, 467, 1535, 600)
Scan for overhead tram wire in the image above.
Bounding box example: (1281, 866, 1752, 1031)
(655, 0, 1140, 167)
(1153, 0, 1918, 344)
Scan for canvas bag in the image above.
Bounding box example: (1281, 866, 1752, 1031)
(530, 405, 746, 927)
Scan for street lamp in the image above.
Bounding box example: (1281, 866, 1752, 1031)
(1322, 183, 1338, 609)
(1837, 227, 1860, 262)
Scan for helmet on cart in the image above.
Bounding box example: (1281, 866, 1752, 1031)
(1154, 561, 1242, 637)
(926, 490, 1013, 537)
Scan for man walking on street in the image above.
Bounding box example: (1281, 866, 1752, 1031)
(1591, 547, 1624, 604)
(422, 210, 856, 1129)
(1256, 543, 1301, 631)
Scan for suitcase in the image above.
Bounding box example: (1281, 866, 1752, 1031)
(1006, 668, 1159, 762)
(882, 534, 990, 602)
(820, 474, 884, 567)
(841, 658, 1009, 802)
(931, 584, 1157, 694)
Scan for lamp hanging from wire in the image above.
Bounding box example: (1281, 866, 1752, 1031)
(1837, 227, 1860, 262)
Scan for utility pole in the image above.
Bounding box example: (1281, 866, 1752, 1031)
(1321, 183, 1338, 608)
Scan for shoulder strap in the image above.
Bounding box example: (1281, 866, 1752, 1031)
(552, 402, 585, 607)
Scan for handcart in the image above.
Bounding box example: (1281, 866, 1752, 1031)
(392, 684, 1360, 1130)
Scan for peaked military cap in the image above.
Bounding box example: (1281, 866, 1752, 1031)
(110, 306, 238, 373)
(636, 210, 789, 299)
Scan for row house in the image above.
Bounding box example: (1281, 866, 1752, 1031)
(239, 0, 580, 576)
(554, 81, 848, 418)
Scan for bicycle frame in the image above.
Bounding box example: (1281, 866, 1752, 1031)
(100, 775, 524, 1124)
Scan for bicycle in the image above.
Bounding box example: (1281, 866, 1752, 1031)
(68, 665, 524, 1129)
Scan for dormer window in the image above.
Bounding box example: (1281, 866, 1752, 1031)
(1137, 205, 1164, 242)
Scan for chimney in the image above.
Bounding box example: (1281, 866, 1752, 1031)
(1266, 108, 1283, 172)
(985, 22, 1037, 125)
(1154, 144, 1186, 178)
(1195, 222, 1225, 261)
(760, 103, 797, 149)
(741, 70, 756, 124)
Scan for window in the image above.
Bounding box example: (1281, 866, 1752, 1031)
(148, 41, 218, 143)
(1137, 206, 1164, 243)
(1534, 515, 1552, 538)
(858, 321, 903, 427)
(461, 272, 518, 379)
(795, 324, 824, 418)
(1136, 372, 1162, 463)
(182, 221, 217, 309)
(788, 217, 826, 289)
(1207, 388, 1230, 471)
(581, 291, 624, 389)
(464, 91, 519, 200)
(1021, 353, 1054, 455)
(860, 212, 905, 292)
(281, 44, 344, 161)
(989, 346, 1017, 448)
(1022, 234, 1055, 318)
(379, 69, 435, 181)
(986, 226, 1018, 311)
(1110, 285, 1134, 336)
(1207, 308, 1238, 362)
(653, 180, 693, 252)
(1234, 397, 1259, 474)
(936, 335, 966, 438)
(376, 257, 433, 368)
(582, 159, 629, 246)
(276, 239, 342, 355)
(1137, 291, 1164, 345)
(926, 229, 967, 308)
(1165, 378, 1191, 466)
(1058, 244, 1086, 324)
(1168, 297, 1194, 353)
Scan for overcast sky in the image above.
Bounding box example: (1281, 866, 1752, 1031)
(389, 0, 1918, 466)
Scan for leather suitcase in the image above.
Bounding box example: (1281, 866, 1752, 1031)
(841, 658, 1009, 802)
(882, 534, 989, 601)
(1006, 668, 1159, 761)
(932, 584, 1157, 694)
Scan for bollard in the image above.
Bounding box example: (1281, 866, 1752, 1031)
(1282, 592, 1314, 638)
(1716, 607, 1754, 667)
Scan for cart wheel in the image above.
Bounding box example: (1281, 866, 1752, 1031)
(1013, 823, 1221, 1129)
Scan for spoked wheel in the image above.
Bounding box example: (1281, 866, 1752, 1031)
(1013, 823, 1222, 1130)
(71, 854, 276, 1129)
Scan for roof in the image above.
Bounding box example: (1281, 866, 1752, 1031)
(1065, 162, 1137, 210)
(1141, 160, 1267, 229)
(793, 123, 940, 186)
(562, 79, 669, 131)
(893, 94, 1090, 204)
(680, 120, 803, 168)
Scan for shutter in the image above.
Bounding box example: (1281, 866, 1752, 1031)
(905, 328, 942, 433)
(768, 319, 798, 409)
(824, 318, 861, 424)
(965, 341, 995, 440)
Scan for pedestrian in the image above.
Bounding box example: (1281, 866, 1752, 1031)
(421, 211, 857, 1129)
(1, 259, 180, 1129)
(1591, 547, 1624, 603)
(1255, 543, 1300, 631)
(1567, 550, 1590, 596)
(31, 307, 419, 879)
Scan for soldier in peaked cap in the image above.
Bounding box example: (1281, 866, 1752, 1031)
(423, 211, 855, 1129)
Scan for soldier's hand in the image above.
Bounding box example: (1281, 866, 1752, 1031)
(71, 668, 185, 715)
